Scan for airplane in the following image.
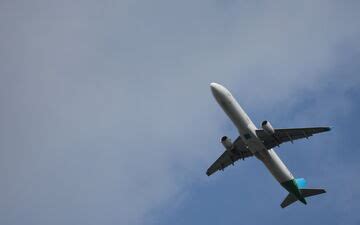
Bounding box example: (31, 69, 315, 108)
(206, 82, 331, 208)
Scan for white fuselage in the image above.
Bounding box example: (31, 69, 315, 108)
(210, 83, 294, 183)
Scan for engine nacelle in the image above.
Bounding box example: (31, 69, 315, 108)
(221, 136, 233, 150)
(261, 120, 275, 135)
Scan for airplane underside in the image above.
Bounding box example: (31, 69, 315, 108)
(206, 82, 330, 208)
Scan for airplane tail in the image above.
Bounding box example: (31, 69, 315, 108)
(280, 188, 326, 208)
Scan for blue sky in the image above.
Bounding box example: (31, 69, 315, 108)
(0, 1, 359, 225)
(157, 72, 360, 225)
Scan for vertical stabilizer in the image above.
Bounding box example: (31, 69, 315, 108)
(295, 178, 307, 188)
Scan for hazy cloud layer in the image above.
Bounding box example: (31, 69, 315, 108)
(0, 1, 359, 225)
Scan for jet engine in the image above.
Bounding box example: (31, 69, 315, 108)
(261, 120, 275, 135)
(221, 136, 233, 150)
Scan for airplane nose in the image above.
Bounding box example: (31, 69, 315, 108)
(210, 82, 223, 98)
(210, 82, 220, 91)
(210, 82, 231, 100)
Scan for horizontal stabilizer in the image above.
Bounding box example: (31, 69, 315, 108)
(301, 188, 326, 197)
(281, 194, 298, 208)
(281, 188, 326, 208)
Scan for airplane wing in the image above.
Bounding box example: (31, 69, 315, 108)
(206, 137, 253, 176)
(256, 127, 331, 149)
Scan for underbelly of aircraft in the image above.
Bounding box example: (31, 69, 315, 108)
(256, 149, 294, 183)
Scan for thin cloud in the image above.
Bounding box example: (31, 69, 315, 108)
(0, 1, 359, 225)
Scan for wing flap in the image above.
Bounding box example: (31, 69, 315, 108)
(206, 137, 253, 176)
(256, 127, 331, 149)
